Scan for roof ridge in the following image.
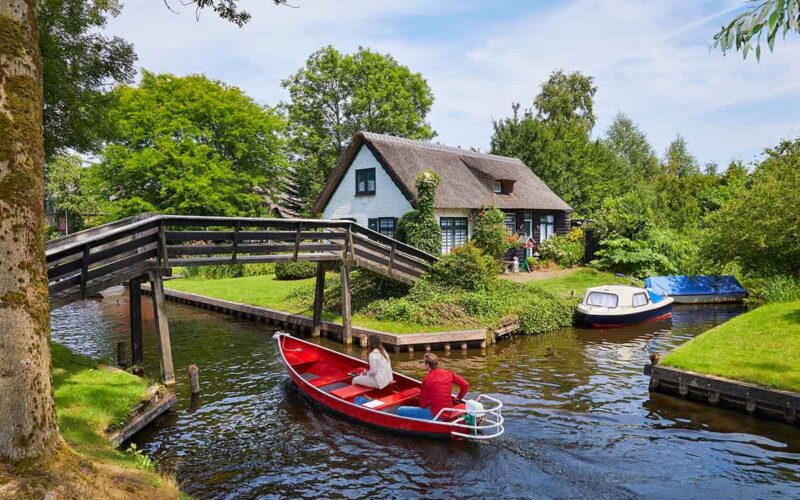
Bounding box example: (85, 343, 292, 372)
(359, 131, 523, 165)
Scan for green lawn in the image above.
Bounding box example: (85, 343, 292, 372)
(531, 267, 633, 298)
(166, 274, 456, 333)
(662, 301, 800, 393)
(50, 343, 178, 493)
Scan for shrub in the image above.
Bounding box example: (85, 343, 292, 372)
(472, 206, 511, 259)
(591, 237, 674, 278)
(537, 228, 584, 267)
(425, 243, 499, 291)
(179, 263, 275, 279)
(275, 261, 317, 280)
(395, 170, 442, 255)
(748, 275, 800, 303)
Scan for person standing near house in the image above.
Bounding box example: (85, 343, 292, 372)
(397, 353, 469, 420)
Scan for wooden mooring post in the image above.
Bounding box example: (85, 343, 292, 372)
(149, 272, 176, 387)
(129, 277, 144, 367)
(312, 262, 326, 337)
(340, 264, 352, 345)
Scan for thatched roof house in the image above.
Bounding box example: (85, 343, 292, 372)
(314, 132, 572, 253)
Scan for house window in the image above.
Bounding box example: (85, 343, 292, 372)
(368, 217, 396, 238)
(355, 168, 376, 195)
(494, 181, 502, 194)
(539, 214, 555, 240)
(523, 212, 533, 238)
(440, 217, 468, 253)
(504, 213, 516, 233)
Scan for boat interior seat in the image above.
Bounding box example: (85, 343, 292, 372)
(330, 383, 380, 400)
(308, 373, 352, 388)
(283, 348, 321, 368)
(371, 387, 420, 411)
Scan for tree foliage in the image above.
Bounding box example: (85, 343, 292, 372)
(662, 135, 699, 178)
(95, 72, 285, 218)
(395, 170, 441, 256)
(534, 69, 597, 132)
(282, 46, 435, 211)
(45, 155, 102, 232)
(603, 113, 661, 181)
(37, 0, 136, 160)
(702, 138, 800, 276)
(713, 0, 800, 60)
(471, 206, 510, 260)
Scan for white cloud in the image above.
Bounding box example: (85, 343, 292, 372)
(108, 0, 800, 166)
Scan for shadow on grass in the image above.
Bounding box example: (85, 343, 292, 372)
(782, 307, 800, 325)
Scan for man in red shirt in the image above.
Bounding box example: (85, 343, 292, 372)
(397, 353, 469, 420)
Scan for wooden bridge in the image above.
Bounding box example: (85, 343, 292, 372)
(46, 214, 437, 385)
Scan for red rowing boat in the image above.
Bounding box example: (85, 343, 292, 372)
(273, 332, 504, 440)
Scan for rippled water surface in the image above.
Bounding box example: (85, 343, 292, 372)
(51, 297, 800, 499)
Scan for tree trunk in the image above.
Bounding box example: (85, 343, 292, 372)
(0, 0, 58, 460)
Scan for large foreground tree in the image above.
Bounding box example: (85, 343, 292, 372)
(283, 45, 435, 211)
(0, 0, 58, 460)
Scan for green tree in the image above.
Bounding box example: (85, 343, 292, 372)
(662, 135, 699, 177)
(45, 154, 102, 233)
(472, 205, 511, 260)
(491, 82, 628, 216)
(37, 0, 136, 161)
(603, 113, 661, 181)
(282, 46, 435, 211)
(713, 0, 800, 60)
(534, 69, 597, 132)
(702, 138, 800, 276)
(96, 71, 285, 218)
(395, 170, 441, 255)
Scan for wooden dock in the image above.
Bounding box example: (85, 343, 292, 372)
(107, 386, 177, 447)
(142, 285, 502, 352)
(648, 364, 799, 426)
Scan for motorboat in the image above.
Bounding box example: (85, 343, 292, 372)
(273, 332, 504, 440)
(576, 285, 673, 328)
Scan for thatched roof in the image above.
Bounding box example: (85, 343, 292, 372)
(313, 132, 572, 213)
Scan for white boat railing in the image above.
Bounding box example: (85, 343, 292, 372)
(433, 394, 505, 440)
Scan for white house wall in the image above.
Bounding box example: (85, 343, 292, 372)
(321, 145, 413, 226)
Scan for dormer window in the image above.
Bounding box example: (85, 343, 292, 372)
(493, 179, 515, 195)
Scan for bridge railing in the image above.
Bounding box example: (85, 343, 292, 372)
(46, 214, 437, 308)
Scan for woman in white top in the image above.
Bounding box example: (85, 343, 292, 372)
(352, 335, 393, 389)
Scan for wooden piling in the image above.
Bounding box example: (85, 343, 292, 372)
(188, 364, 200, 395)
(129, 277, 143, 367)
(117, 341, 127, 369)
(407, 345, 414, 353)
(149, 272, 176, 387)
(460, 342, 468, 351)
(340, 264, 352, 345)
(444, 343, 451, 353)
(312, 262, 326, 337)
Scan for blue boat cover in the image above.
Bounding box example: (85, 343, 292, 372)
(644, 275, 747, 297)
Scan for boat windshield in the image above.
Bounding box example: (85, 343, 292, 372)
(586, 292, 619, 308)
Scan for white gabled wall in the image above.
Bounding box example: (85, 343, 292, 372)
(321, 145, 413, 226)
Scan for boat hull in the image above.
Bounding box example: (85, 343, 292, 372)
(669, 293, 747, 304)
(577, 302, 673, 328)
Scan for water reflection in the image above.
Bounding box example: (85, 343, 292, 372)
(50, 298, 800, 498)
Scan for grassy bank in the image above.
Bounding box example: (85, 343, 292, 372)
(0, 344, 181, 498)
(662, 301, 800, 393)
(167, 274, 456, 333)
(529, 267, 632, 299)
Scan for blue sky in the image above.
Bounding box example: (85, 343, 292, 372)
(108, 0, 800, 168)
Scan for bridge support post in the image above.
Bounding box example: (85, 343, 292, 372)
(149, 272, 176, 387)
(312, 262, 326, 337)
(129, 277, 144, 367)
(340, 264, 352, 345)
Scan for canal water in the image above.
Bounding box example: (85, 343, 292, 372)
(51, 297, 800, 499)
